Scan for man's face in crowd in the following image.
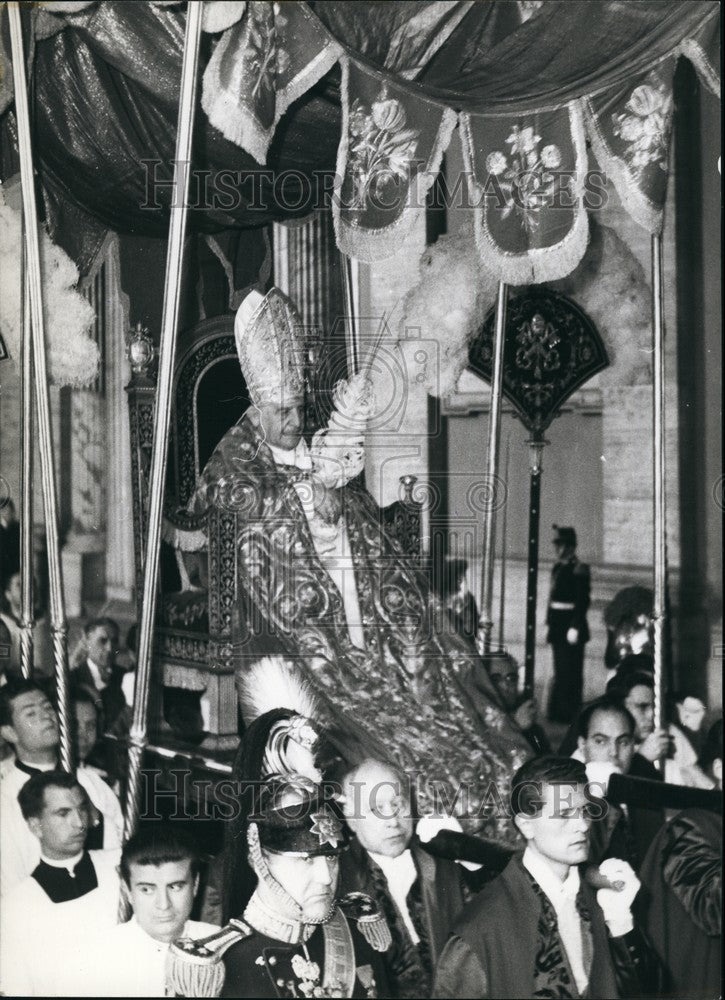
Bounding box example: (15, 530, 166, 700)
(487, 657, 519, 712)
(126, 859, 198, 944)
(86, 625, 114, 678)
(28, 785, 89, 860)
(4, 572, 21, 614)
(343, 761, 414, 859)
(578, 707, 635, 774)
(73, 700, 98, 764)
(257, 399, 304, 451)
(515, 782, 591, 880)
(1, 689, 59, 758)
(624, 684, 655, 741)
(264, 851, 339, 923)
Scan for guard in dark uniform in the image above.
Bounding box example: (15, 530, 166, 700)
(546, 525, 590, 723)
(166, 704, 392, 998)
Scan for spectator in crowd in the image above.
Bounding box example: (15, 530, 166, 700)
(72, 617, 129, 731)
(0, 770, 121, 996)
(0, 569, 22, 681)
(637, 718, 723, 1000)
(72, 690, 124, 831)
(0, 679, 123, 895)
(82, 825, 219, 997)
(339, 758, 469, 998)
(574, 696, 664, 869)
(481, 650, 551, 755)
(607, 670, 670, 768)
(433, 756, 654, 998)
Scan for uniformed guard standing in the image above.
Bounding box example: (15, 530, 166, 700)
(546, 525, 590, 723)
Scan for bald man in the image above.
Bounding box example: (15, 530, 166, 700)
(339, 759, 468, 998)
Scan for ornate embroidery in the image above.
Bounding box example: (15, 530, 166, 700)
(348, 88, 420, 213)
(485, 125, 563, 233)
(611, 77, 673, 182)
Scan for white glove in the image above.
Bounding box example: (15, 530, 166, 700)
(566, 627, 579, 645)
(596, 858, 640, 937)
(584, 759, 620, 797)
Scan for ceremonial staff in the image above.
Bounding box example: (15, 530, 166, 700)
(651, 233, 667, 763)
(9, 3, 71, 765)
(477, 281, 508, 655)
(123, 1, 204, 853)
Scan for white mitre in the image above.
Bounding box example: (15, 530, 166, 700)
(234, 286, 306, 407)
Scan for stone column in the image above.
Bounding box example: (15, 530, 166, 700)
(272, 211, 343, 336)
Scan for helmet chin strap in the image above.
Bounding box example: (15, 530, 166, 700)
(245, 824, 336, 941)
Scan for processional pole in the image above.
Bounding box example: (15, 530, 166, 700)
(9, 4, 71, 767)
(123, 1, 203, 848)
(19, 265, 34, 678)
(651, 233, 667, 755)
(478, 282, 508, 655)
(341, 254, 360, 376)
(523, 433, 546, 696)
(497, 435, 510, 649)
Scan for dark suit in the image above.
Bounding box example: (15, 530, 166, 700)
(433, 855, 653, 999)
(547, 556, 591, 723)
(71, 661, 128, 731)
(340, 836, 467, 998)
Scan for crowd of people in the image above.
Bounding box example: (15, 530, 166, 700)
(0, 285, 721, 998)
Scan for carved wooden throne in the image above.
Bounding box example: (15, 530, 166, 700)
(126, 316, 423, 752)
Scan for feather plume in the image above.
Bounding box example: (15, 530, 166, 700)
(239, 656, 322, 726)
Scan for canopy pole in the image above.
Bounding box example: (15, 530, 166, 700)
(122, 0, 203, 847)
(19, 256, 34, 678)
(9, 4, 71, 766)
(651, 233, 667, 753)
(478, 281, 508, 655)
(497, 434, 510, 649)
(523, 433, 546, 696)
(341, 253, 359, 376)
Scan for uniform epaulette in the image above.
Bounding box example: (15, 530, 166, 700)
(338, 892, 393, 952)
(166, 921, 253, 997)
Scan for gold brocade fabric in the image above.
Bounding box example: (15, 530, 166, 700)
(192, 416, 531, 843)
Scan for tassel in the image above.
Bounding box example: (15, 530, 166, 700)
(337, 892, 392, 953)
(356, 910, 393, 953)
(165, 922, 253, 997)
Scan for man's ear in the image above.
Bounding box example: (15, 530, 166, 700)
(576, 736, 587, 756)
(27, 815, 42, 839)
(513, 813, 533, 843)
(0, 724, 17, 746)
(713, 758, 722, 786)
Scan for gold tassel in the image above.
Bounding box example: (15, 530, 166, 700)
(356, 910, 393, 953)
(165, 922, 253, 997)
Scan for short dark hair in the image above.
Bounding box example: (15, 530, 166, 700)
(120, 825, 201, 887)
(1, 568, 20, 594)
(71, 688, 99, 713)
(0, 678, 51, 728)
(577, 697, 636, 740)
(17, 770, 86, 821)
(699, 718, 723, 775)
(511, 756, 588, 817)
(607, 669, 654, 702)
(83, 617, 119, 641)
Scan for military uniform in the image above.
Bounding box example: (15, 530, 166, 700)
(220, 910, 388, 998)
(546, 527, 590, 724)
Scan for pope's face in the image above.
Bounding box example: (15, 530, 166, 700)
(257, 399, 304, 451)
(126, 859, 198, 944)
(515, 782, 591, 880)
(264, 851, 338, 923)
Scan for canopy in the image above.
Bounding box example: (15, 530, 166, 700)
(0, 0, 720, 280)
